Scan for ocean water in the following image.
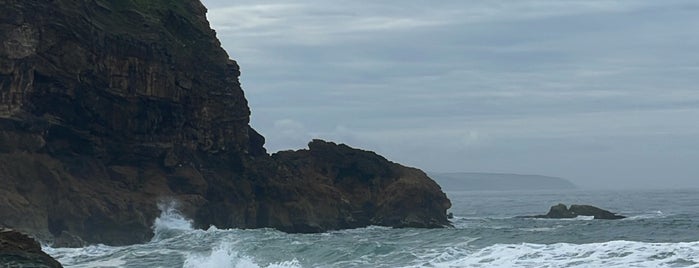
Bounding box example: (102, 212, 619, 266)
(44, 189, 699, 267)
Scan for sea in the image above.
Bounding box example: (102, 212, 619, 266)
(43, 189, 699, 267)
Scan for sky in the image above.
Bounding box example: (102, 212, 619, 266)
(200, 0, 699, 189)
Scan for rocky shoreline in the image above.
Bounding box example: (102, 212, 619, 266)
(0, 0, 450, 246)
(0, 229, 62, 268)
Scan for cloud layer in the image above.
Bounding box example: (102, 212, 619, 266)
(202, 0, 699, 189)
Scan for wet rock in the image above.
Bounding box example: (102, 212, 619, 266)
(0, 228, 63, 268)
(270, 140, 452, 231)
(52, 231, 86, 248)
(521, 203, 625, 219)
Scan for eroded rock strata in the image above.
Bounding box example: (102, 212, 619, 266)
(0, 0, 451, 245)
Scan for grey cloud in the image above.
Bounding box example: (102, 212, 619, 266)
(202, 0, 699, 189)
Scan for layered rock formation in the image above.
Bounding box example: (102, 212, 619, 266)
(0, 229, 63, 268)
(521, 204, 625, 220)
(0, 0, 451, 245)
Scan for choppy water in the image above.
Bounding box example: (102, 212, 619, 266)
(44, 189, 699, 267)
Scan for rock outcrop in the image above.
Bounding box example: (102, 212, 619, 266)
(521, 203, 625, 220)
(0, 229, 63, 268)
(271, 140, 451, 231)
(0, 0, 451, 245)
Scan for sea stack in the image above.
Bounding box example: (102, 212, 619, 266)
(0, 0, 451, 245)
(521, 204, 626, 220)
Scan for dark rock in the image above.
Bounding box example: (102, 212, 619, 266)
(520, 203, 625, 220)
(270, 140, 452, 230)
(0, 0, 451, 245)
(52, 231, 86, 248)
(0, 228, 63, 268)
(568, 205, 626, 220)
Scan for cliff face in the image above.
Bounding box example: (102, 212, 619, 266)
(0, 0, 451, 246)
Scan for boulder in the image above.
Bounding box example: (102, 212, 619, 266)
(0, 228, 63, 268)
(521, 203, 625, 219)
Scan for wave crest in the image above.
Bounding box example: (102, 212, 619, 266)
(183, 243, 301, 268)
(151, 200, 194, 241)
(422, 240, 699, 267)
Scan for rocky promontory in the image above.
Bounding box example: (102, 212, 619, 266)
(0, 0, 450, 245)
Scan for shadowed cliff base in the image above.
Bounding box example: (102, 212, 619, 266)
(0, 0, 451, 245)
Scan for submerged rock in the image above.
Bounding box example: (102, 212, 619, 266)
(0, 229, 63, 268)
(0, 0, 451, 245)
(521, 203, 625, 220)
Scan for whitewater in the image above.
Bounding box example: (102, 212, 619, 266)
(44, 189, 699, 267)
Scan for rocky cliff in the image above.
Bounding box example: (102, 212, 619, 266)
(0, 0, 451, 246)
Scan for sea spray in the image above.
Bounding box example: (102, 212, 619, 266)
(182, 243, 302, 268)
(182, 243, 254, 268)
(151, 200, 194, 241)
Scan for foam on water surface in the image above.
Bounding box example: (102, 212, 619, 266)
(422, 241, 699, 268)
(625, 210, 667, 220)
(183, 243, 301, 268)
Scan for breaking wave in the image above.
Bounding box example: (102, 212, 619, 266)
(420, 241, 699, 268)
(151, 200, 194, 241)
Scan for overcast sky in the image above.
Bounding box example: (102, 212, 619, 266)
(201, 0, 699, 189)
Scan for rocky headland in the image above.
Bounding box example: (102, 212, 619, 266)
(521, 204, 626, 220)
(0, 0, 451, 246)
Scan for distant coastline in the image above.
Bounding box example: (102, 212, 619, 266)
(430, 172, 577, 191)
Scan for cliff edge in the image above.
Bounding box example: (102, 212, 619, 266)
(0, 0, 450, 245)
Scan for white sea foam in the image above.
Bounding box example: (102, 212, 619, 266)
(43, 244, 125, 268)
(625, 210, 666, 220)
(572, 215, 594, 221)
(519, 226, 560, 232)
(183, 243, 301, 268)
(56, 255, 127, 268)
(421, 240, 699, 268)
(151, 200, 194, 241)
